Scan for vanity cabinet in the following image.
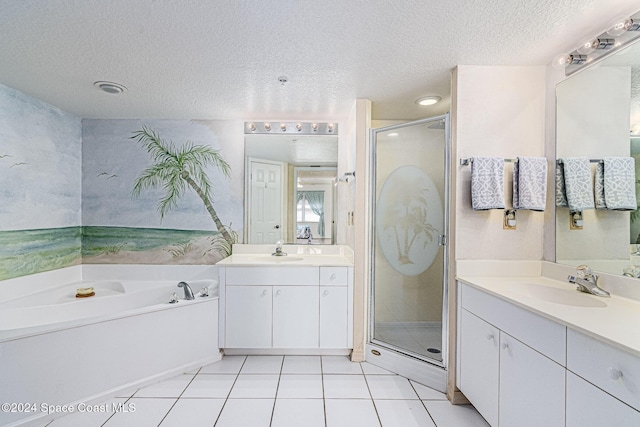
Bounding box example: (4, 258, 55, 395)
(219, 265, 352, 351)
(458, 282, 566, 427)
(458, 281, 640, 426)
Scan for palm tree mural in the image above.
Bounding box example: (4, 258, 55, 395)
(131, 125, 235, 246)
(380, 175, 438, 265)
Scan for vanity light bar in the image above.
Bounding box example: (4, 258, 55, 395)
(244, 122, 338, 135)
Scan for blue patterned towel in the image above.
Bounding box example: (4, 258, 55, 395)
(557, 157, 594, 211)
(513, 157, 547, 211)
(471, 157, 505, 210)
(595, 157, 637, 210)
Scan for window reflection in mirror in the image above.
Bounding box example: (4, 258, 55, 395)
(244, 134, 338, 244)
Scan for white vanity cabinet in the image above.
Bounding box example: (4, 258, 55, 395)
(457, 282, 566, 427)
(219, 265, 353, 351)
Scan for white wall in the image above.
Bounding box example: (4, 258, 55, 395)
(454, 65, 547, 261)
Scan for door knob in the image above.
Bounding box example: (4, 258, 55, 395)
(275, 290, 281, 296)
(274, 224, 280, 229)
(261, 290, 268, 296)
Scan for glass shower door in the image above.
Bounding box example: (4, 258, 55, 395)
(369, 115, 449, 366)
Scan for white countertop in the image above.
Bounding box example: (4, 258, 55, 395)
(216, 254, 353, 267)
(457, 274, 640, 357)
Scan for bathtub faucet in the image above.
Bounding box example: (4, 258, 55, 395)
(177, 281, 195, 300)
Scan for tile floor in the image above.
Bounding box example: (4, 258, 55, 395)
(45, 355, 489, 427)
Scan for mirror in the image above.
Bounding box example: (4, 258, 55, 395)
(555, 38, 640, 276)
(244, 133, 338, 244)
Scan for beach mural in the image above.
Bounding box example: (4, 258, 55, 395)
(81, 119, 244, 266)
(0, 82, 244, 280)
(0, 84, 82, 280)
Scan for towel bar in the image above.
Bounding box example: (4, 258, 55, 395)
(556, 159, 603, 164)
(459, 157, 518, 166)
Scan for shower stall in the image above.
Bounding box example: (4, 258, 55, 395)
(367, 114, 450, 391)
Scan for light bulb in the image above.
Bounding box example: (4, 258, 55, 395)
(607, 16, 631, 37)
(577, 37, 598, 55)
(311, 123, 318, 132)
(248, 123, 256, 132)
(552, 53, 571, 68)
(327, 123, 334, 132)
(264, 123, 271, 131)
(296, 123, 302, 131)
(280, 123, 287, 131)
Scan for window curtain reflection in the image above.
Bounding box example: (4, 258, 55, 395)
(297, 191, 325, 236)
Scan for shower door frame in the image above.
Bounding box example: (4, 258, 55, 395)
(367, 114, 451, 376)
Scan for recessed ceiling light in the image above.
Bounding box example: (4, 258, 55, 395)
(415, 96, 441, 106)
(94, 81, 127, 95)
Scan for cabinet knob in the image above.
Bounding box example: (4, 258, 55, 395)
(323, 290, 329, 296)
(275, 290, 281, 296)
(608, 367, 623, 381)
(329, 273, 337, 280)
(486, 334, 494, 341)
(501, 343, 509, 350)
(261, 290, 268, 296)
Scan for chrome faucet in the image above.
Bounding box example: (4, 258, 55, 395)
(567, 265, 610, 297)
(177, 281, 195, 300)
(272, 240, 287, 256)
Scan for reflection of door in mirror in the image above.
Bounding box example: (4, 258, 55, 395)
(247, 158, 285, 244)
(293, 167, 336, 245)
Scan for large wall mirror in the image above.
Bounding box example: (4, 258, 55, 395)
(556, 38, 640, 277)
(244, 133, 338, 245)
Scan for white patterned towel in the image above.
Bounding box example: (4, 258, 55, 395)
(595, 157, 637, 210)
(471, 157, 505, 210)
(557, 157, 594, 211)
(513, 157, 547, 211)
(555, 164, 568, 207)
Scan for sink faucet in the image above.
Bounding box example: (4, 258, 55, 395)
(567, 265, 610, 297)
(177, 281, 195, 300)
(272, 240, 287, 256)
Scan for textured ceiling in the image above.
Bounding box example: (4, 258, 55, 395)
(0, 0, 639, 121)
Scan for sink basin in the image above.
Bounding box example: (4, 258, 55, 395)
(513, 282, 608, 308)
(249, 256, 304, 263)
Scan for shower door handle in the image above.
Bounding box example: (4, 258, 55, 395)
(438, 235, 447, 246)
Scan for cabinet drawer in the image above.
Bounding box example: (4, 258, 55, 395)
(225, 266, 318, 286)
(319, 267, 348, 286)
(567, 329, 640, 411)
(460, 283, 566, 365)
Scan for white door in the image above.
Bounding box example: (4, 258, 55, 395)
(249, 159, 284, 244)
(499, 332, 565, 427)
(319, 286, 348, 348)
(459, 309, 499, 427)
(225, 286, 272, 348)
(272, 286, 319, 348)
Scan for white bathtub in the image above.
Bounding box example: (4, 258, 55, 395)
(0, 270, 221, 427)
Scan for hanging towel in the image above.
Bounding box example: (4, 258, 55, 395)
(557, 157, 594, 211)
(594, 162, 606, 209)
(471, 157, 505, 210)
(598, 157, 637, 210)
(513, 157, 548, 211)
(555, 164, 568, 208)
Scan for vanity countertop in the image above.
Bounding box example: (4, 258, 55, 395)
(457, 274, 640, 357)
(216, 254, 354, 267)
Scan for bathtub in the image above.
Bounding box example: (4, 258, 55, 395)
(0, 270, 221, 427)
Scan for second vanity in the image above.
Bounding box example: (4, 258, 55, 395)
(216, 244, 354, 354)
(456, 262, 640, 427)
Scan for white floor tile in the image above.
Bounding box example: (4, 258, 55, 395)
(184, 367, 200, 374)
(277, 374, 323, 399)
(361, 362, 396, 375)
(271, 399, 325, 427)
(410, 381, 447, 400)
(159, 398, 224, 426)
(240, 355, 283, 374)
(199, 356, 246, 374)
(366, 375, 419, 399)
(103, 398, 175, 427)
(181, 375, 236, 398)
(281, 355, 322, 374)
(322, 355, 363, 374)
(48, 398, 126, 427)
(134, 374, 193, 398)
(323, 374, 371, 399)
(215, 399, 274, 427)
(423, 401, 490, 427)
(228, 374, 280, 398)
(114, 386, 138, 398)
(325, 399, 381, 427)
(375, 399, 436, 427)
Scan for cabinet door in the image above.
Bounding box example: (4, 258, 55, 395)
(225, 286, 272, 348)
(459, 309, 499, 427)
(499, 333, 565, 427)
(319, 286, 348, 348)
(567, 371, 640, 427)
(272, 286, 319, 348)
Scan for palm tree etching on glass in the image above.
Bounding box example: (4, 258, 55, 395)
(131, 126, 236, 253)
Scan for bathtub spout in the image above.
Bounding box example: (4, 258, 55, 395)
(177, 282, 195, 300)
